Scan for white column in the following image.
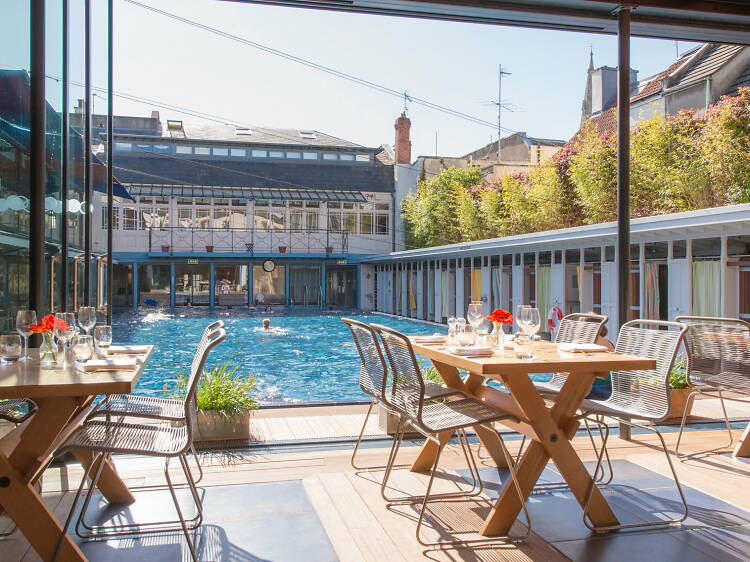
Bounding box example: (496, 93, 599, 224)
(417, 262, 425, 320)
(551, 250, 565, 313)
(722, 235, 738, 317)
(434, 260, 442, 322)
(512, 254, 524, 312)
(534, 252, 540, 307)
(482, 256, 491, 314)
(639, 242, 646, 319)
(456, 259, 465, 319)
(687, 239, 693, 314)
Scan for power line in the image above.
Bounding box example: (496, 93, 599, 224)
(122, 0, 514, 133)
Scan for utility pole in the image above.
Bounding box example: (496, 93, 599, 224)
(497, 64, 511, 162)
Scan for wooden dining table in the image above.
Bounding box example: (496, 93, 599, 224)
(0, 346, 153, 562)
(408, 338, 655, 537)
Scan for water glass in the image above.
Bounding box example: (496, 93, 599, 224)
(0, 335, 22, 362)
(459, 324, 475, 347)
(515, 305, 530, 335)
(15, 310, 36, 361)
(54, 313, 77, 365)
(525, 307, 541, 338)
(447, 317, 457, 346)
(476, 318, 490, 346)
(467, 301, 483, 333)
(514, 334, 533, 360)
(72, 335, 94, 367)
(78, 306, 97, 335)
(93, 325, 112, 356)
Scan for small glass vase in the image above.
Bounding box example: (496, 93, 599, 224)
(39, 332, 58, 367)
(493, 322, 505, 352)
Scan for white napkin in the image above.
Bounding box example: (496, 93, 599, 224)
(414, 335, 446, 343)
(108, 345, 150, 355)
(83, 358, 139, 372)
(558, 343, 609, 353)
(447, 346, 494, 357)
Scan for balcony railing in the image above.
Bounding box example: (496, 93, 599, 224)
(148, 227, 350, 254)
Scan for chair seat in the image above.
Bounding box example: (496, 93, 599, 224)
(533, 381, 563, 397)
(579, 396, 664, 422)
(692, 372, 750, 396)
(424, 381, 462, 400)
(0, 398, 36, 424)
(419, 398, 513, 433)
(91, 395, 184, 421)
(61, 420, 189, 457)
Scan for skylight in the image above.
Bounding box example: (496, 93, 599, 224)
(300, 130, 316, 139)
(236, 127, 253, 136)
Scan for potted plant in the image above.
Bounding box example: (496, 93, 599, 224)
(325, 246, 333, 255)
(667, 355, 693, 420)
(278, 246, 287, 253)
(174, 361, 258, 441)
(205, 245, 214, 252)
(161, 245, 170, 253)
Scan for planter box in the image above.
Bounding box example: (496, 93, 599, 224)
(205, 245, 214, 253)
(194, 409, 251, 441)
(667, 387, 695, 421)
(161, 245, 170, 253)
(377, 403, 401, 435)
(278, 246, 287, 253)
(325, 246, 333, 255)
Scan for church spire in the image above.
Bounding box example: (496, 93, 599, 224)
(580, 47, 595, 126)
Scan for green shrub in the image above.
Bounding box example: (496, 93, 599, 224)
(174, 361, 258, 417)
(669, 355, 689, 390)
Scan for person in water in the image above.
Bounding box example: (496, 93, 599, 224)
(262, 318, 271, 330)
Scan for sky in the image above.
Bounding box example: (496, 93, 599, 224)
(3, 0, 700, 158)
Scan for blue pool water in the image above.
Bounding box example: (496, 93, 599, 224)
(113, 311, 445, 404)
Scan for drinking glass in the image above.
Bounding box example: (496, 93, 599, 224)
(78, 306, 97, 335)
(15, 310, 36, 361)
(54, 313, 77, 365)
(459, 324, 475, 347)
(72, 335, 94, 368)
(514, 334, 533, 360)
(0, 335, 22, 362)
(467, 301, 483, 342)
(447, 317, 457, 346)
(456, 317, 466, 334)
(93, 325, 112, 356)
(476, 318, 490, 346)
(525, 307, 541, 339)
(515, 305, 530, 335)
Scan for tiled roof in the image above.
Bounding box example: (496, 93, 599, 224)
(119, 121, 369, 150)
(670, 44, 744, 89)
(724, 64, 750, 97)
(630, 58, 686, 103)
(112, 151, 394, 193)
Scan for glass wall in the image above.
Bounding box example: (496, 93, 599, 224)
(176, 265, 210, 306)
(138, 264, 171, 307)
(289, 265, 320, 306)
(214, 263, 248, 307)
(112, 263, 133, 307)
(326, 266, 357, 308)
(252, 264, 285, 305)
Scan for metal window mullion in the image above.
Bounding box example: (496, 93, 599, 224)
(83, 0, 92, 306)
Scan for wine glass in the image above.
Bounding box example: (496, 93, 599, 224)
(467, 301, 484, 345)
(72, 335, 94, 368)
(515, 305, 530, 335)
(0, 335, 22, 362)
(15, 310, 36, 361)
(525, 307, 541, 339)
(93, 325, 112, 356)
(54, 313, 77, 365)
(78, 306, 97, 335)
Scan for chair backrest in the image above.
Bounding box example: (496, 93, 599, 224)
(184, 327, 226, 437)
(203, 320, 225, 340)
(370, 323, 425, 422)
(676, 316, 750, 393)
(341, 318, 389, 403)
(549, 313, 608, 387)
(609, 319, 687, 421)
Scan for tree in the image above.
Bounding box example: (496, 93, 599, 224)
(568, 121, 618, 223)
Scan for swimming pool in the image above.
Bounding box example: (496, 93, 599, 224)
(113, 311, 446, 404)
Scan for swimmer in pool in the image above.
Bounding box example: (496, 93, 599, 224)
(262, 318, 271, 330)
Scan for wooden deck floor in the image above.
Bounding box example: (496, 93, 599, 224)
(4, 412, 750, 561)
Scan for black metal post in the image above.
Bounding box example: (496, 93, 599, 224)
(29, 0, 46, 325)
(61, 0, 69, 311)
(107, 0, 114, 324)
(617, 6, 632, 440)
(84, 0, 92, 306)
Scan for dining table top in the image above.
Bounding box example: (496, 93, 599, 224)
(409, 337, 655, 379)
(0, 346, 153, 399)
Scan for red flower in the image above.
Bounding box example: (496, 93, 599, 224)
(485, 309, 513, 325)
(29, 314, 69, 334)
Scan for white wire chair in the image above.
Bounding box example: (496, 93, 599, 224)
(372, 323, 531, 548)
(674, 316, 750, 458)
(342, 318, 459, 471)
(52, 328, 227, 562)
(87, 320, 225, 483)
(579, 319, 689, 533)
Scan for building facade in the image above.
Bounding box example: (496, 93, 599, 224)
(96, 116, 394, 310)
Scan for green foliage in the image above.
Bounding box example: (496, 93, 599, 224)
(401, 88, 750, 243)
(669, 356, 689, 390)
(174, 361, 258, 417)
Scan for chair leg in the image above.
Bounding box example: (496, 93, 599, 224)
(190, 444, 204, 484)
(675, 389, 734, 459)
(351, 401, 376, 469)
(583, 418, 689, 533)
(165, 456, 198, 561)
(415, 426, 531, 548)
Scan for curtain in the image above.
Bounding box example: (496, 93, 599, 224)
(396, 273, 402, 312)
(536, 266, 552, 333)
(643, 263, 660, 319)
(692, 260, 721, 317)
(427, 270, 434, 315)
(472, 269, 482, 301)
(441, 270, 448, 315)
(408, 280, 416, 310)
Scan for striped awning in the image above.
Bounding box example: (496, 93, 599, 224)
(125, 185, 366, 202)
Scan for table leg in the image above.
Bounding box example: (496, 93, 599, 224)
(71, 451, 135, 505)
(733, 421, 750, 457)
(0, 453, 86, 562)
(481, 373, 618, 536)
(410, 430, 453, 472)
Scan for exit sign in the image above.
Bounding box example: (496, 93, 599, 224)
(187, 258, 199, 264)
(336, 259, 347, 265)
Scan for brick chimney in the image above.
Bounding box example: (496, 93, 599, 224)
(394, 113, 411, 164)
